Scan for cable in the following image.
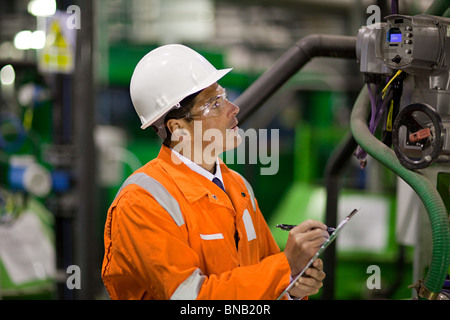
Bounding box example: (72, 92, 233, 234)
(355, 83, 394, 167)
(382, 70, 402, 98)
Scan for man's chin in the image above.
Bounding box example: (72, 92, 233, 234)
(224, 130, 242, 151)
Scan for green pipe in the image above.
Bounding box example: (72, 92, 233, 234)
(350, 86, 450, 298)
(443, 6, 450, 17)
(425, 0, 450, 15)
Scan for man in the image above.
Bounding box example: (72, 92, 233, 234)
(101, 44, 329, 300)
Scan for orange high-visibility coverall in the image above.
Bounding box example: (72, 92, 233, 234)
(102, 145, 292, 299)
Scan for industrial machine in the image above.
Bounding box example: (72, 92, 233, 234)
(357, 14, 450, 170)
(355, 13, 450, 300)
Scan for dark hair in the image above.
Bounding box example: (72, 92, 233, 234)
(162, 91, 201, 147)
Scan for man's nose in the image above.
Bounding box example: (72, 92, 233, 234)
(227, 101, 239, 117)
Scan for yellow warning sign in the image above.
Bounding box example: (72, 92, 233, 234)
(38, 12, 76, 74)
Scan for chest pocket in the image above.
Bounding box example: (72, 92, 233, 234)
(199, 233, 224, 240)
(198, 230, 238, 275)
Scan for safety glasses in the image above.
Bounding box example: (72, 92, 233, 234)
(185, 90, 229, 119)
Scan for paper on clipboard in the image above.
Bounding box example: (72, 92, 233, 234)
(276, 208, 360, 300)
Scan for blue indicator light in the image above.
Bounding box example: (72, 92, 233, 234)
(390, 33, 402, 42)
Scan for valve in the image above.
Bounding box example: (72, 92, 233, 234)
(392, 103, 445, 170)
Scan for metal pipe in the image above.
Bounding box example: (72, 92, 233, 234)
(322, 131, 358, 299)
(235, 34, 357, 124)
(72, 0, 97, 299)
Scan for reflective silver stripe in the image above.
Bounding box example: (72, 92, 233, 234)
(115, 172, 185, 227)
(170, 268, 206, 300)
(242, 209, 257, 241)
(235, 172, 256, 212)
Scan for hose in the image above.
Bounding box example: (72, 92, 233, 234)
(350, 85, 450, 298)
(425, 0, 450, 16)
(443, 6, 450, 17)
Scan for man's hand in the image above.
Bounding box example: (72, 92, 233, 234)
(288, 258, 326, 298)
(283, 219, 329, 276)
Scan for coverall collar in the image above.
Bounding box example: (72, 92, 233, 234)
(157, 145, 238, 207)
(170, 147, 225, 191)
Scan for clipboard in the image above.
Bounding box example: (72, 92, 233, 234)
(276, 208, 360, 300)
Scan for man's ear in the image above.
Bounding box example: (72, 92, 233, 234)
(166, 118, 181, 135)
(167, 119, 190, 142)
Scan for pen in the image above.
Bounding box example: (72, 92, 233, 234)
(276, 224, 336, 235)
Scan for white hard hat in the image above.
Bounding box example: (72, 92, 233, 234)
(130, 44, 232, 134)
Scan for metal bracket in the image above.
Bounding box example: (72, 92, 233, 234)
(409, 280, 449, 300)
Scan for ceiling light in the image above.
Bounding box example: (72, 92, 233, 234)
(13, 30, 46, 50)
(28, 0, 57, 17)
(30, 30, 46, 49)
(1, 65, 16, 86)
(14, 30, 32, 50)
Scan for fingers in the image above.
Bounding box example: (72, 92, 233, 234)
(293, 274, 323, 295)
(292, 259, 325, 296)
(313, 257, 323, 270)
(291, 220, 329, 251)
(290, 227, 329, 245)
(305, 260, 326, 281)
(294, 219, 327, 233)
(288, 274, 324, 298)
(289, 259, 326, 298)
(298, 275, 323, 288)
(291, 229, 329, 253)
(284, 220, 329, 276)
